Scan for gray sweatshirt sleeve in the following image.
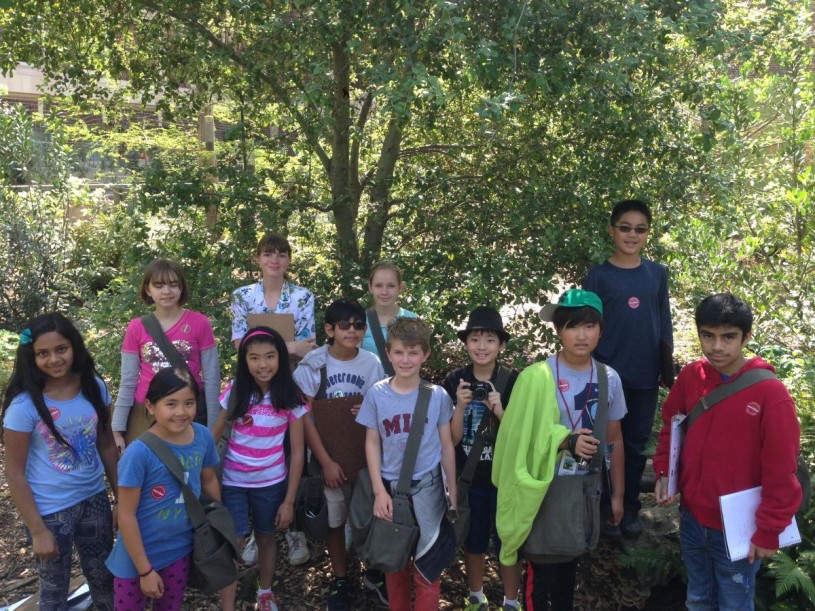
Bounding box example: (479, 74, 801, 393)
(111, 352, 140, 432)
(200, 346, 221, 429)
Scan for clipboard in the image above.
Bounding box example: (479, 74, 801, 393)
(311, 396, 367, 484)
(247, 313, 295, 342)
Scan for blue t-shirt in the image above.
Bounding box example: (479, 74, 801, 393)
(582, 259, 673, 389)
(2, 379, 110, 515)
(105, 423, 219, 577)
(361, 307, 417, 356)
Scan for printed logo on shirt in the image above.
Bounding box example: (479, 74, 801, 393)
(628, 297, 640, 309)
(48, 407, 61, 421)
(558, 379, 570, 392)
(326, 372, 366, 393)
(151, 485, 167, 500)
(382, 413, 429, 437)
(746, 402, 761, 416)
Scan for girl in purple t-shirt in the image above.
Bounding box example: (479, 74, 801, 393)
(112, 259, 220, 453)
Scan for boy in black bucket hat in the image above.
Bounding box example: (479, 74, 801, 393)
(442, 306, 523, 611)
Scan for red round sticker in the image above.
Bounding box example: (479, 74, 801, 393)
(242, 415, 254, 427)
(558, 379, 570, 392)
(151, 486, 167, 500)
(628, 297, 640, 309)
(181, 323, 192, 333)
(48, 407, 61, 421)
(746, 402, 761, 416)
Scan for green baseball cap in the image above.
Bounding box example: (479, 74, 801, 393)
(539, 289, 603, 322)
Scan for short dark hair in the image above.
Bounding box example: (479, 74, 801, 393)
(140, 258, 189, 306)
(256, 232, 292, 257)
(694, 293, 753, 337)
(610, 199, 652, 226)
(387, 317, 432, 353)
(552, 306, 604, 332)
(325, 297, 366, 326)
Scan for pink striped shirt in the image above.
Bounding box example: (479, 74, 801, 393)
(218, 382, 308, 487)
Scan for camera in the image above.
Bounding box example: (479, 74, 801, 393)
(471, 381, 491, 402)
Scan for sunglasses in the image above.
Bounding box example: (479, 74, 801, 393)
(335, 320, 366, 331)
(613, 224, 649, 235)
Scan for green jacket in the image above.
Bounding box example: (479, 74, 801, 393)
(492, 361, 570, 565)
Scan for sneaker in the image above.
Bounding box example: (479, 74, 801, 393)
(286, 529, 310, 565)
(363, 568, 388, 606)
(326, 577, 353, 611)
(256, 590, 280, 611)
(242, 531, 258, 565)
(501, 604, 523, 611)
(601, 518, 622, 541)
(621, 510, 643, 539)
(464, 595, 489, 611)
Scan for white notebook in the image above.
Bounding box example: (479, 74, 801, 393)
(719, 486, 801, 561)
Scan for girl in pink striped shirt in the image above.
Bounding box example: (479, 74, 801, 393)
(213, 327, 308, 611)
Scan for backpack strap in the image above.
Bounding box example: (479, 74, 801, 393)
(493, 363, 511, 397)
(683, 369, 777, 431)
(366, 308, 394, 376)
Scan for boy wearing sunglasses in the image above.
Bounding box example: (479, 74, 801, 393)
(582, 199, 674, 539)
(294, 297, 386, 609)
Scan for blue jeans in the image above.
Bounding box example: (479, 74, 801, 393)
(680, 507, 761, 610)
(32, 491, 114, 611)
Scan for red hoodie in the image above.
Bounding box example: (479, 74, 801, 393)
(653, 356, 801, 549)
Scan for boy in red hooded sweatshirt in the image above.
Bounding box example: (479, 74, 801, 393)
(653, 293, 801, 610)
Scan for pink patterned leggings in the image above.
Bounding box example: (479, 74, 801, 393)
(113, 554, 190, 611)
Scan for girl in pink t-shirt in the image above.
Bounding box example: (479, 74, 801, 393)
(213, 327, 308, 611)
(112, 259, 220, 453)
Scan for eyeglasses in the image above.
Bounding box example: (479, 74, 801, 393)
(613, 224, 649, 235)
(335, 320, 366, 330)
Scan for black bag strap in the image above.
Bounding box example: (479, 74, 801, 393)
(141, 314, 193, 377)
(683, 369, 776, 431)
(393, 381, 433, 497)
(315, 366, 328, 400)
(138, 431, 207, 528)
(366, 308, 395, 377)
(588, 361, 609, 472)
(458, 364, 512, 487)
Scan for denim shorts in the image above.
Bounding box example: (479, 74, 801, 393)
(222, 480, 288, 537)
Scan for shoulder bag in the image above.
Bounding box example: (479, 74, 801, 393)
(366, 307, 395, 376)
(349, 381, 432, 572)
(138, 431, 238, 595)
(524, 361, 609, 564)
(141, 314, 206, 425)
(454, 364, 511, 545)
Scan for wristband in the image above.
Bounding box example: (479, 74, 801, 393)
(139, 565, 154, 578)
(567, 433, 580, 456)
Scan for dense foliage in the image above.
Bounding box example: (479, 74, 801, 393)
(0, 0, 813, 606)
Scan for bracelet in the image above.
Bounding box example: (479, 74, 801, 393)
(567, 433, 580, 456)
(139, 565, 154, 578)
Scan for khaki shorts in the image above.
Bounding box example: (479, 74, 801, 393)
(324, 483, 353, 528)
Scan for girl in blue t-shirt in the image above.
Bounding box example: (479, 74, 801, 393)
(106, 367, 221, 610)
(2, 312, 118, 611)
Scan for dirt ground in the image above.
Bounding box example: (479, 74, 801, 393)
(0, 441, 683, 611)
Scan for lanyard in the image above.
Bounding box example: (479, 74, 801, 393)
(556, 353, 594, 431)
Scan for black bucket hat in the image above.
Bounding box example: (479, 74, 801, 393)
(457, 306, 510, 344)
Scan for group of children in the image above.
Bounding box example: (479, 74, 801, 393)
(1, 199, 803, 611)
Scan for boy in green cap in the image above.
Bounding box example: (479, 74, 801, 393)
(493, 289, 627, 611)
